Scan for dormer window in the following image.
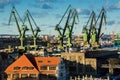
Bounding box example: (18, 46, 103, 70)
(38, 60, 43, 63)
(14, 66, 20, 70)
(29, 67, 34, 70)
(48, 60, 51, 63)
(22, 66, 28, 70)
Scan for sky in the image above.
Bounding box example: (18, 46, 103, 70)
(0, 0, 120, 36)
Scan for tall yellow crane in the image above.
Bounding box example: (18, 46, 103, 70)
(24, 10, 40, 50)
(8, 6, 28, 51)
(65, 9, 79, 47)
(95, 8, 106, 44)
(82, 11, 96, 47)
(55, 5, 71, 50)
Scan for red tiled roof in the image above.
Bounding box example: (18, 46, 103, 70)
(5, 54, 39, 73)
(35, 57, 61, 71)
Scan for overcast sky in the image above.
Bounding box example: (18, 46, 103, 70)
(0, 0, 120, 35)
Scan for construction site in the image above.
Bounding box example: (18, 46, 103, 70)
(0, 1, 120, 80)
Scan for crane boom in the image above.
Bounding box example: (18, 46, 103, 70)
(8, 6, 22, 36)
(24, 10, 35, 37)
(88, 11, 96, 42)
(63, 9, 72, 36)
(58, 5, 71, 26)
(96, 8, 106, 43)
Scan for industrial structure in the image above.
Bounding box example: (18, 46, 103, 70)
(82, 8, 106, 49)
(8, 6, 29, 51)
(24, 10, 41, 50)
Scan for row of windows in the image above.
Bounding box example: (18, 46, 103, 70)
(14, 66, 34, 70)
(38, 60, 51, 63)
(7, 74, 36, 78)
(40, 66, 56, 70)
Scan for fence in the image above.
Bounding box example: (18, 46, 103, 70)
(70, 75, 110, 80)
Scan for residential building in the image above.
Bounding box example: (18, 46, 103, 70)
(4, 54, 39, 80)
(35, 57, 66, 80)
(4, 54, 66, 80)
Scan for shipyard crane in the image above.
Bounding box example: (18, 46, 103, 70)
(24, 10, 41, 50)
(8, 6, 28, 51)
(95, 8, 106, 44)
(82, 11, 96, 46)
(55, 5, 71, 50)
(65, 9, 79, 47)
(88, 11, 96, 43)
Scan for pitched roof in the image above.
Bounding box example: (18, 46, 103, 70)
(5, 54, 39, 73)
(35, 57, 61, 71)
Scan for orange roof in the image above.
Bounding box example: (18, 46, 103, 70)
(5, 54, 39, 73)
(35, 57, 61, 71)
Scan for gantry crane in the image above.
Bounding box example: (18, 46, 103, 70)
(65, 9, 79, 47)
(8, 6, 28, 51)
(55, 5, 71, 50)
(24, 10, 41, 50)
(95, 7, 106, 44)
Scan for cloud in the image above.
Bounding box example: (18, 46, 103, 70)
(35, 0, 57, 3)
(1, 23, 8, 26)
(31, 11, 49, 18)
(116, 1, 120, 8)
(107, 20, 115, 25)
(0, 22, 13, 27)
(76, 8, 81, 13)
(40, 24, 48, 26)
(55, 13, 62, 18)
(29, 3, 41, 8)
(106, 1, 120, 11)
(42, 3, 52, 9)
(48, 25, 55, 28)
(78, 9, 90, 15)
(0, 9, 4, 12)
(117, 21, 120, 25)
(0, 0, 20, 9)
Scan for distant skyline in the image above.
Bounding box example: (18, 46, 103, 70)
(0, 0, 120, 35)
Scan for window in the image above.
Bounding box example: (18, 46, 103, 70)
(13, 66, 20, 70)
(29, 74, 36, 78)
(78, 56, 82, 63)
(13, 74, 19, 79)
(21, 74, 28, 78)
(60, 73, 63, 77)
(38, 60, 43, 63)
(48, 74, 55, 77)
(48, 60, 51, 63)
(49, 66, 56, 70)
(61, 66, 64, 69)
(7, 74, 11, 78)
(22, 66, 28, 70)
(29, 67, 34, 70)
(40, 66, 47, 70)
(70, 56, 76, 61)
